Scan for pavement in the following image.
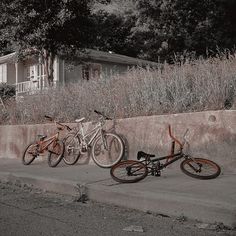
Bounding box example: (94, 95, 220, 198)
(0, 157, 235, 228)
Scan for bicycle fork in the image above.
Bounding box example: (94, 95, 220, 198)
(101, 130, 108, 150)
(185, 155, 202, 173)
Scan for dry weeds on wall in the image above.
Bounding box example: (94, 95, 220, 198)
(1, 53, 236, 124)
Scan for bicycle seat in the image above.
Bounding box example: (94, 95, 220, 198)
(75, 117, 85, 123)
(37, 135, 47, 141)
(137, 151, 155, 160)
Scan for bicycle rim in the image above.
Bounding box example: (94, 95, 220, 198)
(110, 160, 148, 183)
(91, 133, 124, 168)
(22, 142, 38, 165)
(48, 140, 65, 167)
(63, 134, 81, 165)
(180, 157, 221, 179)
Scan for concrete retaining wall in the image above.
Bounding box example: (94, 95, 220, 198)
(0, 110, 235, 171)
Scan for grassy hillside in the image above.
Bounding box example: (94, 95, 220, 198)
(1, 53, 236, 125)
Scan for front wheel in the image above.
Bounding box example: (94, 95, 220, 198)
(22, 142, 39, 165)
(48, 140, 65, 167)
(91, 132, 124, 168)
(180, 157, 221, 180)
(110, 160, 148, 183)
(63, 133, 81, 165)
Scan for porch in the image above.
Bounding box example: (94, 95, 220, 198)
(15, 78, 58, 96)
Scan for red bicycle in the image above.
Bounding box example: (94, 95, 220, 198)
(110, 125, 221, 183)
(22, 116, 71, 167)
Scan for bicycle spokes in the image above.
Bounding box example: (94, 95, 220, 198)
(22, 143, 39, 165)
(181, 158, 221, 178)
(92, 133, 124, 168)
(110, 160, 148, 183)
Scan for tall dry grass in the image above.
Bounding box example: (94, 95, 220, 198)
(1, 53, 236, 124)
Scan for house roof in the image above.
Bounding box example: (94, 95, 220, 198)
(0, 52, 16, 64)
(0, 50, 159, 67)
(80, 49, 159, 67)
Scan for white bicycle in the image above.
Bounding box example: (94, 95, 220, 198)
(63, 110, 124, 168)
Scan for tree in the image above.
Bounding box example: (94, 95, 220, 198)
(93, 0, 236, 62)
(131, 0, 236, 61)
(91, 0, 138, 57)
(0, 0, 94, 86)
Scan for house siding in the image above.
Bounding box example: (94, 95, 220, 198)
(63, 60, 130, 83)
(6, 63, 15, 84)
(18, 62, 26, 83)
(64, 63, 83, 83)
(100, 62, 129, 79)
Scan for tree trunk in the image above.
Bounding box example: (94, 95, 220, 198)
(43, 49, 55, 87)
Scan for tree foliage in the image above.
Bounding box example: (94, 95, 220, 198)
(0, 0, 94, 85)
(132, 0, 236, 61)
(91, 0, 138, 57)
(92, 0, 236, 62)
(0, 0, 236, 66)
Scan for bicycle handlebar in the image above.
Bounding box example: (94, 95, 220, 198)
(94, 110, 112, 120)
(44, 115, 72, 131)
(168, 125, 184, 148)
(56, 122, 72, 131)
(44, 115, 53, 121)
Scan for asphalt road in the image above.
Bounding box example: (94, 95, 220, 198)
(0, 181, 234, 236)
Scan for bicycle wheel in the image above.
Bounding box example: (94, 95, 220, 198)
(48, 140, 65, 167)
(63, 133, 81, 165)
(22, 142, 38, 165)
(110, 160, 148, 183)
(91, 132, 124, 168)
(180, 157, 221, 180)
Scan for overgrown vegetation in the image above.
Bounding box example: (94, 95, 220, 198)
(1, 53, 235, 125)
(0, 83, 15, 101)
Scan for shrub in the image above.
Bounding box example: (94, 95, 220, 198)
(0, 83, 15, 101)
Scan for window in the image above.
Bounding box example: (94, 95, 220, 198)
(82, 64, 90, 80)
(25, 64, 45, 82)
(0, 64, 7, 83)
(82, 63, 101, 80)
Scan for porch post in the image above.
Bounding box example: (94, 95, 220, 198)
(62, 59, 65, 85)
(15, 62, 19, 97)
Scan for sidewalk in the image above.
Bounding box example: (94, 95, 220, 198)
(0, 158, 235, 228)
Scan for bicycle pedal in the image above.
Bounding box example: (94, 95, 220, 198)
(155, 171, 161, 176)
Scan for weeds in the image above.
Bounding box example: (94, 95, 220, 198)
(1, 53, 236, 124)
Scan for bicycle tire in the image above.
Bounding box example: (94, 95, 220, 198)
(63, 133, 81, 165)
(180, 157, 221, 180)
(91, 132, 124, 168)
(48, 140, 65, 167)
(110, 160, 148, 183)
(22, 142, 38, 165)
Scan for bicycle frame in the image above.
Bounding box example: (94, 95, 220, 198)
(72, 120, 104, 149)
(37, 132, 59, 153)
(138, 125, 189, 174)
(141, 152, 185, 174)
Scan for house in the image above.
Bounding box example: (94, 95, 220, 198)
(0, 49, 158, 96)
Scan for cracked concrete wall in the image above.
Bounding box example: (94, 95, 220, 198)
(0, 110, 235, 172)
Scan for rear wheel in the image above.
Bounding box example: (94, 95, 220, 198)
(22, 142, 38, 165)
(110, 160, 148, 183)
(48, 140, 65, 167)
(91, 132, 124, 168)
(180, 157, 221, 179)
(63, 133, 81, 165)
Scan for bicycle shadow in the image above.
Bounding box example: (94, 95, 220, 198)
(106, 119, 129, 161)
